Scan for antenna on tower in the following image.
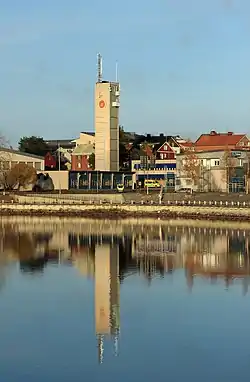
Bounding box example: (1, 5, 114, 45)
(97, 53, 103, 83)
(115, 61, 118, 83)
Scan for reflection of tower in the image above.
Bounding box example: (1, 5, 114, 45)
(95, 244, 120, 363)
(95, 54, 120, 172)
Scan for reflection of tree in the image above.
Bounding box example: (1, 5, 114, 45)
(0, 226, 55, 274)
(3, 230, 35, 261)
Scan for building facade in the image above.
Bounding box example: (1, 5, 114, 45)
(131, 159, 176, 190)
(71, 144, 94, 171)
(176, 149, 248, 192)
(0, 148, 44, 171)
(72, 132, 95, 147)
(95, 81, 120, 172)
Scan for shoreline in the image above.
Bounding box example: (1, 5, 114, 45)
(1, 204, 250, 221)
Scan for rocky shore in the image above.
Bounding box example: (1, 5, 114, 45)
(1, 202, 250, 221)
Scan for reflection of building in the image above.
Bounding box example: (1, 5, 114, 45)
(184, 232, 250, 293)
(95, 244, 120, 363)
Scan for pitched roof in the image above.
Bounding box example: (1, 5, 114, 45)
(72, 144, 94, 155)
(180, 141, 194, 148)
(156, 141, 175, 152)
(81, 131, 95, 136)
(0, 147, 44, 160)
(195, 131, 246, 147)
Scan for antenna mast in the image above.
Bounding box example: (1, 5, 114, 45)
(115, 61, 118, 83)
(97, 53, 103, 83)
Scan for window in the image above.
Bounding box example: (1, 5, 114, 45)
(77, 155, 81, 160)
(0, 161, 10, 170)
(35, 162, 41, 170)
(214, 160, 220, 166)
(164, 145, 168, 151)
(77, 162, 81, 169)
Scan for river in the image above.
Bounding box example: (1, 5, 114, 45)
(0, 217, 249, 381)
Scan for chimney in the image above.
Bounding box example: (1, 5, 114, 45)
(210, 130, 217, 136)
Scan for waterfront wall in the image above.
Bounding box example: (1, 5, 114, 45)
(42, 171, 69, 190)
(1, 202, 250, 221)
(15, 193, 124, 204)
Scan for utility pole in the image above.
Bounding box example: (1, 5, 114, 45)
(246, 154, 249, 194)
(58, 142, 61, 195)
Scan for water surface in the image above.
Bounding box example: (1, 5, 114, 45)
(0, 217, 250, 382)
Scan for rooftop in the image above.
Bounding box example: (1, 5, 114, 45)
(80, 131, 95, 136)
(72, 144, 94, 155)
(0, 147, 44, 160)
(195, 131, 246, 147)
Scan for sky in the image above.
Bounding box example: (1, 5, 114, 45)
(1, 0, 250, 146)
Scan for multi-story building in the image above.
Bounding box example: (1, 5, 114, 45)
(71, 144, 94, 171)
(176, 149, 248, 192)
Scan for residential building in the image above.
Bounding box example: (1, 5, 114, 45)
(176, 149, 248, 192)
(71, 144, 94, 171)
(72, 132, 95, 147)
(167, 136, 194, 154)
(44, 150, 71, 171)
(0, 148, 44, 171)
(195, 131, 250, 152)
(44, 152, 57, 170)
(156, 141, 175, 160)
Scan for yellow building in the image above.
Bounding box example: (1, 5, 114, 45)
(72, 132, 95, 147)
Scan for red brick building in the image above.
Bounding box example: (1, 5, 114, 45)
(71, 154, 91, 171)
(71, 144, 94, 171)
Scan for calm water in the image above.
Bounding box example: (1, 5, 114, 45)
(0, 217, 250, 381)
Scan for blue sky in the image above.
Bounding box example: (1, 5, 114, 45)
(1, 0, 250, 146)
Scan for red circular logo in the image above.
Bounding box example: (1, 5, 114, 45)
(99, 100, 105, 108)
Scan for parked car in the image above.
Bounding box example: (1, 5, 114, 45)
(178, 188, 192, 194)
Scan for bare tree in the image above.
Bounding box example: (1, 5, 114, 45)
(4, 163, 37, 190)
(221, 149, 236, 193)
(0, 136, 11, 191)
(181, 151, 201, 189)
